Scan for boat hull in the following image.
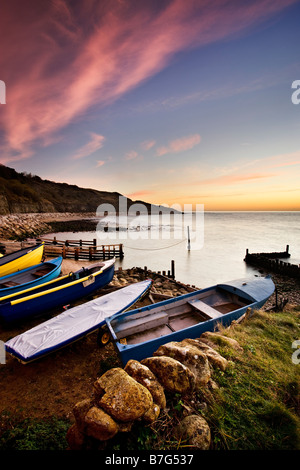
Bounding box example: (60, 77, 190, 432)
(0, 257, 62, 296)
(5, 279, 152, 363)
(106, 275, 275, 365)
(0, 258, 115, 323)
(0, 244, 44, 277)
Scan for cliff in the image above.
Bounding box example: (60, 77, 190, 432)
(0, 164, 160, 215)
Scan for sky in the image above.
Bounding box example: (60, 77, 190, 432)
(0, 0, 300, 211)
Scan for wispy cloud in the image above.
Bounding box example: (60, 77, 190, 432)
(72, 133, 105, 159)
(199, 172, 275, 186)
(125, 150, 140, 161)
(0, 0, 296, 162)
(140, 140, 156, 151)
(126, 190, 155, 200)
(156, 134, 201, 156)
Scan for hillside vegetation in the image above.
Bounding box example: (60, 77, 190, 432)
(0, 164, 146, 215)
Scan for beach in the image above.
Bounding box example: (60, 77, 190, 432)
(0, 211, 299, 427)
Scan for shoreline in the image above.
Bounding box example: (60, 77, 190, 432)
(0, 211, 299, 308)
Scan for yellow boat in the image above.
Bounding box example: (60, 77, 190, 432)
(0, 243, 44, 277)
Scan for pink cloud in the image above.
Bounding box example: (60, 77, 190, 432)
(0, 0, 297, 162)
(156, 134, 201, 156)
(125, 150, 139, 161)
(126, 190, 155, 200)
(72, 133, 105, 159)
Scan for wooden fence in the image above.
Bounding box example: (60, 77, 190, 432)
(37, 237, 124, 260)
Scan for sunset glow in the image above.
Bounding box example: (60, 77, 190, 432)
(0, 0, 299, 211)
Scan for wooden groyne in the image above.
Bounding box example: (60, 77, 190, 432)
(244, 245, 300, 279)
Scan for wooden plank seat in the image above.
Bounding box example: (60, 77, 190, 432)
(187, 299, 222, 319)
(0, 280, 19, 287)
(114, 311, 168, 338)
(32, 269, 51, 278)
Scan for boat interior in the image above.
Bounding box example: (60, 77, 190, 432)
(111, 286, 252, 345)
(0, 262, 56, 288)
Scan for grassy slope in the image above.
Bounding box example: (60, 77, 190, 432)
(203, 306, 300, 450)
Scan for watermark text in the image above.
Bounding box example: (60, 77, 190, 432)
(0, 80, 6, 104)
(291, 80, 300, 105)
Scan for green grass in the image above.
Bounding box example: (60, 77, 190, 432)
(203, 307, 300, 450)
(0, 415, 70, 450)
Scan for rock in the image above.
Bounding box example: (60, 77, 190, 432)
(66, 423, 85, 450)
(153, 341, 211, 388)
(200, 332, 243, 352)
(94, 367, 153, 422)
(141, 356, 196, 394)
(124, 359, 166, 409)
(174, 415, 211, 450)
(84, 406, 119, 441)
(143, 403, 161, 423)
(181, 338, 228, 371)
(73, 398, 94, 433)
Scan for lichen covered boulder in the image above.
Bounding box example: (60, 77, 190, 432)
(181, 338, 229, 371)
(94, 367, 153, 422)
(141, 356, 196, 394)
(153, 341, 211, 387)
(84, 406, 119, 441)
(124, 359, 166, 409)
(175, 414, 211, 450)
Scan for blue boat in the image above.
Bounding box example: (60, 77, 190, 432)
(105, 275, 275, 365)
(0, 257, 62, 296)
(0, 258, 115, 323)
(5, 279, 152, 363)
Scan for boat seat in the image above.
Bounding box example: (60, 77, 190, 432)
(32, 269, 50, 278)
(187, 299, 222, 319)
(1, 281, 19, 287)
(114, 311, 168, 338)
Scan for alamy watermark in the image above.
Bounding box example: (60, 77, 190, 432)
(291, 80, 300, 105)
(96, 196, 204, 250)
(0, 80, 6, 104)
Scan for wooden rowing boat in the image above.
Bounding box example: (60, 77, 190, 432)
(105, 275, 275, 365)
(0, 243, 44, 277)
(5, 279, 152, 363)
(0, 256, 62, 296)
(0, 258, 115, 323)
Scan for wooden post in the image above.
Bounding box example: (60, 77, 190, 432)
(187, 226, 191, 251)
(171, 260, 175, 279)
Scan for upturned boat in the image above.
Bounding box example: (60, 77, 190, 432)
(0, 257, 62, 296)
(0, 258, 115, 323)
(5, 279, 152, 363)
(0, 243, 44, 277)
(105, 275, 275, 365)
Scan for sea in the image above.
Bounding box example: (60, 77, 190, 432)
(47, 211, 300, 289)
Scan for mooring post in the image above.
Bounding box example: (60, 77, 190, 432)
(171, 260, 175, 279)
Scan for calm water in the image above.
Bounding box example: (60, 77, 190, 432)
(47, 212, 300, 289)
